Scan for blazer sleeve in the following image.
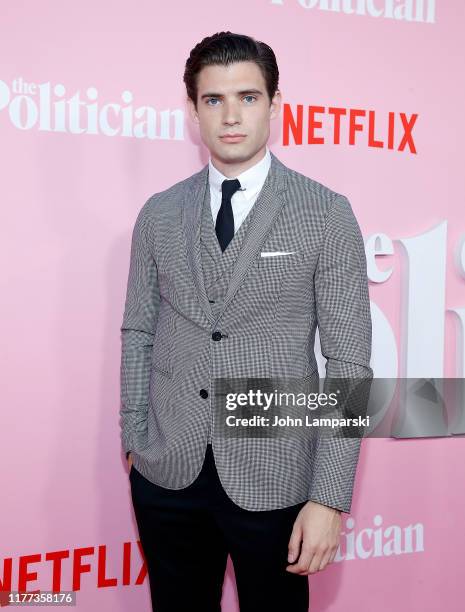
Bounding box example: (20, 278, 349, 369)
(310, 194, 373, 513)
(119, 197, 160, 456)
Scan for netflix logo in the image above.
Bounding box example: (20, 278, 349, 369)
(282, 103, 418, 153)
(0, 541, 147, 596)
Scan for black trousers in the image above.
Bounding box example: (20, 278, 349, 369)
(130, 444, 310, 612)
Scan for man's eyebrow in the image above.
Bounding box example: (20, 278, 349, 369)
(200, 89, 264, 100)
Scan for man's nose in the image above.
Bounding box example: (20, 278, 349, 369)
(222, 101, 241, 124)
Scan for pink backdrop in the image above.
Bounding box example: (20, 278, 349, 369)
(1, 1, 464, 610)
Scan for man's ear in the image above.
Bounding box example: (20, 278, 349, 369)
(269, 89, 282, 120)
(187, 97, 199, 124)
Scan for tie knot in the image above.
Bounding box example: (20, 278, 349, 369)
(221, 178, 241, 200)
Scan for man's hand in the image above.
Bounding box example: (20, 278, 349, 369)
(127, 452, 133, 471)
(286, 500, 342, 575)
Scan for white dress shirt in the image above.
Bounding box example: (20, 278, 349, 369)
(208, 146, 271, 234)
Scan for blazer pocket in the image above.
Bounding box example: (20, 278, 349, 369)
(151, 359, 173, 378)
(258, 252, 303, 270)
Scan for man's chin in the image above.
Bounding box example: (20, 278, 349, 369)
(213, 144, 253, 163)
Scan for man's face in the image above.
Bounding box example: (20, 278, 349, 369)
(188, 61, 281, 172)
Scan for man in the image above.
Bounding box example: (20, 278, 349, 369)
(120, 31, 373, 612)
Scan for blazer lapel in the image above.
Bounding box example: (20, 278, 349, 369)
(215, 151, 289, 325)
(181, 164, 215, 325)
(181, 151, 289, 327)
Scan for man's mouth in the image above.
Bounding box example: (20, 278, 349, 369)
(220, 134, 246, 142)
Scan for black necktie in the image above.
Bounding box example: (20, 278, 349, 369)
(215, 178, 241, 252)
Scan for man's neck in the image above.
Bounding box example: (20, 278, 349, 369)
(209, 146, 267, 178)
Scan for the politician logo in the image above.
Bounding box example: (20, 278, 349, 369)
(271, 0, 436, 24)
(0, 77, 184, 139)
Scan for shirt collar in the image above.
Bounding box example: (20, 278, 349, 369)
(208, 146, 271, 196)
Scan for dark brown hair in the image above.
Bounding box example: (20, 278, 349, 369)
(183, 31, 279, 109)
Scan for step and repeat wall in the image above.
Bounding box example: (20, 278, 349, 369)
(1, 1, 463, 611)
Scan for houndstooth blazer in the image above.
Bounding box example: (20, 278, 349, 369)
(119, 150, 373, 513)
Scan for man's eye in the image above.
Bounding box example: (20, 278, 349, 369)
(243, 95, 257, 103)
(207, 98, 220, 106)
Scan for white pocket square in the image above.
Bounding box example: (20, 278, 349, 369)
(260, 251, 296, 257)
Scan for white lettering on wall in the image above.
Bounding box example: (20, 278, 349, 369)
(0, 77, 184, 140)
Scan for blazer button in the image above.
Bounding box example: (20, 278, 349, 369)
(199, 389, 209, 399)
(211, 331, 222, 341)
